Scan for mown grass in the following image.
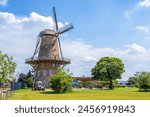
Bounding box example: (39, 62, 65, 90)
(8, 88, 150, 100)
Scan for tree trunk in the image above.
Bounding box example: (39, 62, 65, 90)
(106, 68, 113, 89)
(109, 77, 113, 89)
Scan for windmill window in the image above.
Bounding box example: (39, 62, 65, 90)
(37, 71, 40, 76)
(52, 48, 56, 52)
(46, 70, 49, 76)
(51, 69, 54, 74)
(43, 70, 46, 76)
(49, 70, 52, 76)
(52, 64, 55, 67)
(43, 80, 46, 85)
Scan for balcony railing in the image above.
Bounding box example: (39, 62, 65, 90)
(26, 57, 70, 63)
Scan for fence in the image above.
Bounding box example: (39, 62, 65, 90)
(0, 89, 15, 100)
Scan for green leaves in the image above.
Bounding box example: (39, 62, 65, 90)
(137, 72, 150, 91)
(0, 51, 16, 84)
(50, 68, 73, 93)
(128, 71, 150, 91)
(91, 56, 125, 89)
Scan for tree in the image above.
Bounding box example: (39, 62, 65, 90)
(91, 56, 125, 89)
(26, 70, 33, 87)
(137, 72, 150, 91)
(0, 51, 16, 87)
(128, 72, 141, 87)
(50, 68, 73, 93)
(128, 76, 138, 87)
(17, 73, 27, 89)
(128, 71, 150, 91)
(17, 71, 33, 88)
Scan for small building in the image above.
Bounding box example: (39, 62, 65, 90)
(118, 80, 128, 86)
(74, 76, 91, 83)
(73, 76, 92, 88)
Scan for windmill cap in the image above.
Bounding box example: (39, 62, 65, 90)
(39, 29, 56, 37)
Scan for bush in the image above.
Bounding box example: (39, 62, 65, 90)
(138, 72, 150, 91)
(50, 68, 73, 93)
(128, 71, 150, 91)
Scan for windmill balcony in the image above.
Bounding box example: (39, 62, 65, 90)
(25, 57, 71, 64)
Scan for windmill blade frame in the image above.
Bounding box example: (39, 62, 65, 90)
(58, 23, 73, 34)
(57, 37, 63, 59)
(51, 7, 73, 60)
(52, 7, 64, 59)
(32, 36, 41, 59)
(52, 7, 59, 32)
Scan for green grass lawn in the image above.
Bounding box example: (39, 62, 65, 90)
(8, 88, 150, 100)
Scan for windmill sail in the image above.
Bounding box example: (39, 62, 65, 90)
(52, 7, 58, 32)
(58, 23, 73, 34)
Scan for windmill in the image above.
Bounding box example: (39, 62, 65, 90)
(26, 7, 73, 88)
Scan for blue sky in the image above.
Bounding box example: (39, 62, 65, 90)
(0, 0, 139, 46)
(0, 0, 150, 80)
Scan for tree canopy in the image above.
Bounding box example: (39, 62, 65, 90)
(128, 71, 150, 91)
(91, 56, 125, 89)
(138, 72, 150, 91)
(0, 51, 16, 84)
(128, 72, 140, 87)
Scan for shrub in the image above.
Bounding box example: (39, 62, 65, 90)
(50, 68, 73, 93)
(128, 71, 150, 91)
(138, 72, 150, 91)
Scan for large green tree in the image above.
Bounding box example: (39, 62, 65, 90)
(50, 68, 73, 93)
(91, 56, 125, 89)
(0, 51, 16, 87)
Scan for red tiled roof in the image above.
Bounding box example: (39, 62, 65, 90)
(74, 77, 91, 81)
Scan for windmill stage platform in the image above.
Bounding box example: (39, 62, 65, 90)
(25, 57, 70, 65)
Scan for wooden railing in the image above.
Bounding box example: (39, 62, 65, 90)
(26, 57, 71, 63)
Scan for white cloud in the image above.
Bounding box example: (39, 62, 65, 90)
(0, 11, 150, 80)
(30, 12, 53, 24)
(138, 0, 150, 7)
(134, 25, 149, 32)
(0, 12, 65, 29)
(0, 11, 65, 76)
(0, 0, 8, 6)
(82, 56, 97, 62)
(62, 39, 150, 79)
(125, 44, 146, 53)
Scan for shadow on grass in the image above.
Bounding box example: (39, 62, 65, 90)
(40, 90, 75, 95)
(39, 88, 127, 95)
(40, 91, 72, 94)
(40, 91, 56, 94)
(100, 88, 115, 91)
(39, 88, 114, 95)
(139, 90, 150, 92)
(133, 90, 150, 92)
